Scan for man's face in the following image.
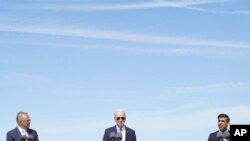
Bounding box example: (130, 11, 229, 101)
(114, 111, 126, 128)
(218, 117, 229, 132)
(19, 114, 31, 129)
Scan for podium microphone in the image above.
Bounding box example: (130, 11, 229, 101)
(28, 135, 33, 141)
(20, 135, 27, 141)
(110, 132, 116, 141)
(216, 132, 224, 141)
(223, 131, 230, 141)
(116, 132, 122, 141)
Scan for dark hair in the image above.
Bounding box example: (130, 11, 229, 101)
(217, 113, 230, 122)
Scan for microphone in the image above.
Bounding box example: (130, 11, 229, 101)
(116, 132, 122, 141)
(109, 132, 116, 141)
(20, 135, 27, 141)
(216, 132, 224, 141)
(223, 131, 230, 141)
(27, 135, 33, 141)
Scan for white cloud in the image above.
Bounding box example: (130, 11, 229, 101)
(164, 82, 250, 96)
(130, 105, 250, 131)
(184, 6, 250, 15)
(0, 24, 250, 50)
(1, 0, 231, 11)
(34, 105, 250, 135)
(2, 0, 249, 17)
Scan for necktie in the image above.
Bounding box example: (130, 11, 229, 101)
(119, 128, 123, 141)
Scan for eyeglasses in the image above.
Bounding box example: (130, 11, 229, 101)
(22, 119, 31, 122)
(116, 117, 126, 120)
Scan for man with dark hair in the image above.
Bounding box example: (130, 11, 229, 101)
(208, 113, 230, 141)
(6, 111, 39, 141)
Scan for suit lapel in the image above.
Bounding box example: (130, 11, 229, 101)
(27, 129, 32, 136)
(15, 127, 22, 140)
(125, 126, 130, 141)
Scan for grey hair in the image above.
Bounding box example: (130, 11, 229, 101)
(16, 111, 29, 123)
(114, 109, 126, 117)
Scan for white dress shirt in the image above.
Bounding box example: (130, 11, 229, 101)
(18, 126, 28, 137)
(116, 126, 126, 141)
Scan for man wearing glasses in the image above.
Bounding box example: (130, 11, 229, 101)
(103, 109, 137, 141)
(6, 111, 39, 141)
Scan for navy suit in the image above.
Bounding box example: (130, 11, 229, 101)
(208, 131, 219, 141)
(6, 127, 39, 141)
(103, 126, 137, 141)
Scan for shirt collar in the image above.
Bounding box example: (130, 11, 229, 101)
(17, 126, 27, 133)
(116, 125, 125, 132)
(219, 129, 229, 133)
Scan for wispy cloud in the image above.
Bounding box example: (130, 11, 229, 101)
(164, 82, 250, 96)
(132, 102, 206, 116)
(0, 39, 242, 56)
(2, 1, 249, 16)
(36, 105, 250, 134)
(1, 0, 236, 13)
(2, 73, 53, 83)
(184, 6, 250, 15)
(1, 24, 250, 50)
(131, 105, 250, 131)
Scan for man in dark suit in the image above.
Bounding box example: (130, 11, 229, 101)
(103, 109, 137, 141)
(6, 111, 39, 141)
(208, 113, 230, 141)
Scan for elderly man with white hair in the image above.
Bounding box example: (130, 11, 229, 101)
(103, 109, 137, 141)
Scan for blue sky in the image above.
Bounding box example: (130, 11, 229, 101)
(0, 0, 250, 141)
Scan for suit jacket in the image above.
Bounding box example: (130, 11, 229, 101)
(208, 130, 230, 141)
(6, 127, 39, 141)
(103, 125, 137, 141)
(208, 131, 219, 141)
